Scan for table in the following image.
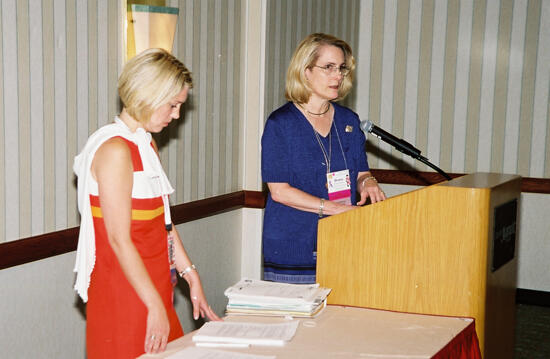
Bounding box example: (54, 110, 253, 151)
(139, 305, 481, 359)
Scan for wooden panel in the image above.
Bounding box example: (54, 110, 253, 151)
(317, 184, 490, 316)
(317, 173, 521, 359)
(0, 227, 80, 270)
(170, 191, 245, 224)
(483, 176, 520, 359)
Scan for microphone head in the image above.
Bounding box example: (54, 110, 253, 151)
(360, 119, 373, 133)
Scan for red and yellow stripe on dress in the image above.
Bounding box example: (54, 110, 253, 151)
(89, 195, 164, 221)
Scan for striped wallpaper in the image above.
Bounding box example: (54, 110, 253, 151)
(0, 0, 242, 242)
(264, 0, 361, 119)
(355, 0, 550, 178)
(3, 0, 549, 243)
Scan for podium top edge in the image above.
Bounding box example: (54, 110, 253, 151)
(438, 172, 521, 189)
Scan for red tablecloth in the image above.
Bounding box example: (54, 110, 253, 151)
(433, 319, 482, 359)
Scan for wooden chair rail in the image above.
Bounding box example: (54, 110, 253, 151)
(370, 169, 550, 193)
(0, 190, 266, 271)
(0, 170, 547, 270)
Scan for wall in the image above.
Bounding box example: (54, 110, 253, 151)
(355, 0, 549, 291)
(515, 192, 550, 291)
(0, 209, 243, 358)
(172, 211, 244, 334)
(356, 0, 550, 178)
(0, 0, 243, 242)
(263, 0, 361, 117)
(0, 0, 247, 357)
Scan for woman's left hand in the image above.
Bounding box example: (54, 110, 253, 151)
(357, 174, 386, 205)
(170, 227, 223, 322)
(188, 275, 222, 322)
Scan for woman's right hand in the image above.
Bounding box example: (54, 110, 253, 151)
(268, 182, 357, 216)
(325, 200, 356, 216)
(144, 301, 170, 354)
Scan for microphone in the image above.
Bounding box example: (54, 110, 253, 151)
(360, 119, 423, 159)
(360, 119, 452, 180)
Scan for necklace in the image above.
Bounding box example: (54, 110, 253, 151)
(298, 102, 330, 116)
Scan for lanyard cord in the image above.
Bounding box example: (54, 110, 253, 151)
(313, 126, 332, 173)
(154, 176, 172, 231)
(313, 120, 349, 174)
(333, 123, 348, 170)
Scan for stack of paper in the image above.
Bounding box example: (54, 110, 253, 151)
(224, 278, 331, 318)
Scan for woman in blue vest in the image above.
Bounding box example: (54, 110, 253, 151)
(261, 33, 386, 284)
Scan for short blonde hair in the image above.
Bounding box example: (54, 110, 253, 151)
(118, 48, 193, 124)
(285, 33, 355, 104)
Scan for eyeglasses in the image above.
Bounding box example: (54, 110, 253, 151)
(312, 64, 350, 77)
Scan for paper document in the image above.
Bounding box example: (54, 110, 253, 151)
(225, 278, 329, 304)
(224, 278, 331, 318)
(192, 320, 300, 346)
(226, 298, 327, 318)
(166, 346, 276, 359)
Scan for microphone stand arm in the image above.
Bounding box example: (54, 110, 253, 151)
(413, 154, 452, 181)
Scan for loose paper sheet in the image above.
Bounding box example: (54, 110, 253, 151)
(225, 279, 328, 304)
(165, 346, 275, 359)
(192, 320, 300, 346)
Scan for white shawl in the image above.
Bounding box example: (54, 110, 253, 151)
(73, 117, 174, 302)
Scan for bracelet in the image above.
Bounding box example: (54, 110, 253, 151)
(178, 264, 196, 278)
(318, 198, 325, 218)
(361, 176, 377, 187)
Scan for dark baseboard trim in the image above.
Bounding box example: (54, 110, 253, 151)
(0, 169, 548, 270)
(516, 288, 550, 307)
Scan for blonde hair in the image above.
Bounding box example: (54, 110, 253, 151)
(285, 33, 355, 104)
(118, 48, 193, 124)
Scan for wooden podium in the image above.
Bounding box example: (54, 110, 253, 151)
(317, 172, 520, 359)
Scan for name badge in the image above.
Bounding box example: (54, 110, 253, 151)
(327, 169, 351, 205)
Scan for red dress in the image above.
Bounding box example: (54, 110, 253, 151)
(86, 138, 183, 359)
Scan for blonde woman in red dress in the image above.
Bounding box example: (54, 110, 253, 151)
(73, 48, 221, 358)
